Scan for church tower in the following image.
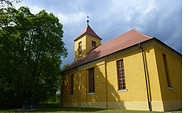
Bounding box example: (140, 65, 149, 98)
(74, 23, 102, 60)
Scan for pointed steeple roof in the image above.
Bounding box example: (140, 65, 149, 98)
(74, 25, 102, 41)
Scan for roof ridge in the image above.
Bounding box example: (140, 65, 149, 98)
(91, 29, 136, 47)
(132, 29, 153, 39)
(87, 29, 152, 55)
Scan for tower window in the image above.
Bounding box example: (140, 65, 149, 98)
(117, 59, 126, 90)
(92, 41, 96, 47)
(78, 42, 82, 52)
(88, 68, 95, 93)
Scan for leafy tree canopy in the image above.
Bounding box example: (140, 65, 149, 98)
(0, 6, 67, 108)
(0, 0, 21, 8)
(61, 64, 69, 71)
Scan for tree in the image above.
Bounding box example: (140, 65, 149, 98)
(0, 6, 67, 108)
(0, 0, 21, 8)
(61, 64, 69, 71)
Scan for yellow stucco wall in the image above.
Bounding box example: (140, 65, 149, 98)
(106, 48, 148, 102)
(74, 34, 101, 60)
(63, 61, 106, 102)
(86, 34, 101, 54)
(62, 40, 182, 112)
(105, 44, 165, 111)
(153, 44, 182, 111)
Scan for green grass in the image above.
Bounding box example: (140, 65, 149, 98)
(0, 103, 182, 113)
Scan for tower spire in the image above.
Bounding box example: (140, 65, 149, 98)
(87, 16, 89, 26)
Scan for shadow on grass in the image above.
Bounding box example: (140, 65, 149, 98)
(171, 109, 182, 113)
(36, 103, 165, 113)
(37, 103, 106, 112)
(1, 103, 178, 113)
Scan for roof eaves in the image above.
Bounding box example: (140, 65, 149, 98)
(74, 33, 102, 41)
(151, 37, 182, 56)
(74, 33, 86, 41)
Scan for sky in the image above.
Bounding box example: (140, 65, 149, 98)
(15, 0, 182, 67)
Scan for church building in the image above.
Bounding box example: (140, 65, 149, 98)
(61, 23, 182, 112)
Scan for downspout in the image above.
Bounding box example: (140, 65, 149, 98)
(104, 59, 108, 108)
(86, 70, 88, 103)
(138, 43, 152, 111)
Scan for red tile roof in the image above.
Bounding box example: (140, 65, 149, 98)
(64, 29, 153, 72)
(74, 25, 102, 41)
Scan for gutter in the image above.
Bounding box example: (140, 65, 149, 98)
(138, 43, 152, 111)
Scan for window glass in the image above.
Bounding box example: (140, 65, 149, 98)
(71, 74, 74, 95)
(88, 68, 95, 93)
(162, 54, 172, 87)
(117, 59, 126, 90)
(92, 41, 96, 47)
(78, 42, 82, 52)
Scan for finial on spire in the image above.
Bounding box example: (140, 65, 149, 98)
(87, 16, 89, 26)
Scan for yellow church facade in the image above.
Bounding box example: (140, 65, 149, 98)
(61, 25, 181, 112)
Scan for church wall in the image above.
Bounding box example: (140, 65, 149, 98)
(153, 43, 182, 111)
(142, 44, 164, 111)
(106, 48, 148, 102)
(62, 61, 107, 108)
(61, 40, 181, 112)
(105, 44, 164, 111)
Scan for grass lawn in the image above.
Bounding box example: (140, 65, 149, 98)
(0, 103, 182, 113)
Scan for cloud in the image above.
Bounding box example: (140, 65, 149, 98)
(93, 0, 182, 53)
(14, 0, 182, 66)
(15, 2, 43, 14)
(28, 5, 44, 14)
(57, 12, 87, 25)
